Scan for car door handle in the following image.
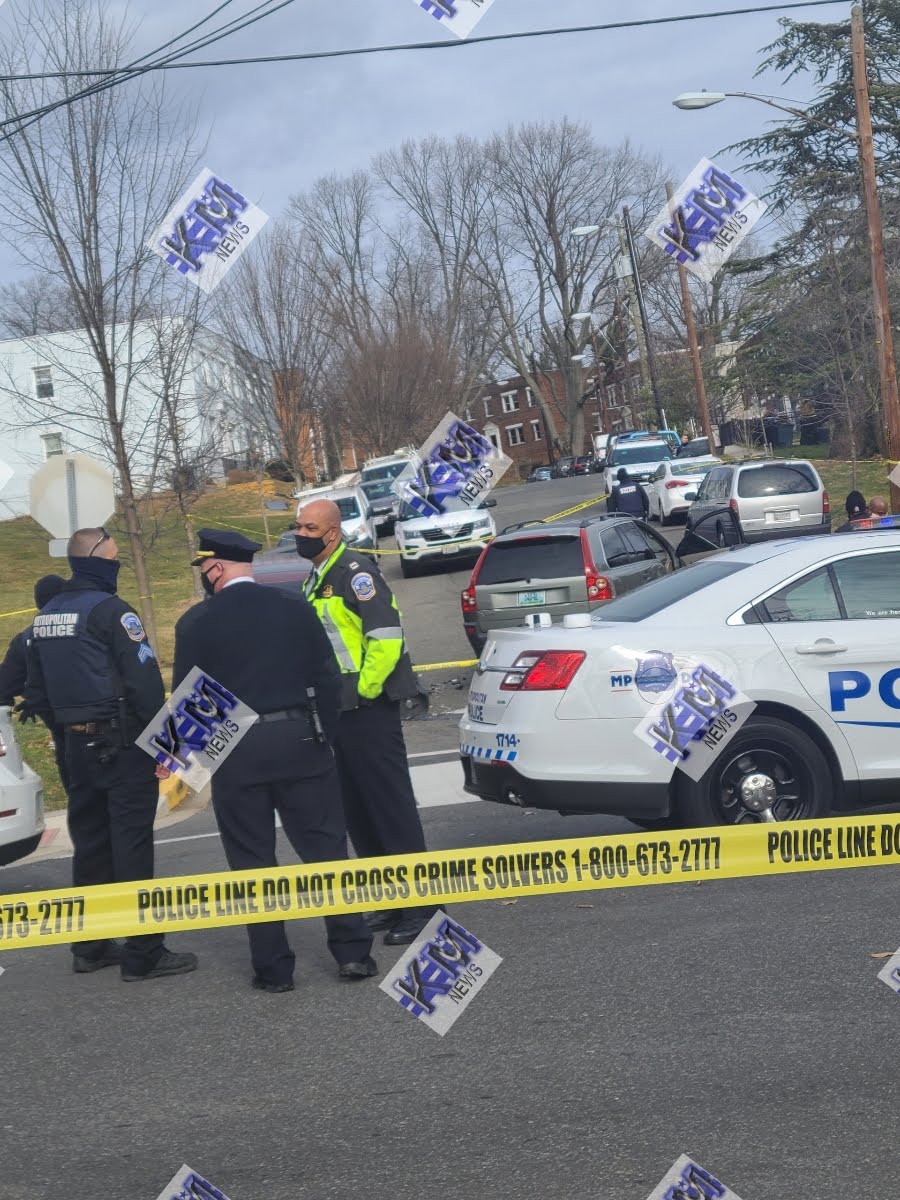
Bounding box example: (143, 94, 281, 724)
(796, 641, 848, 655)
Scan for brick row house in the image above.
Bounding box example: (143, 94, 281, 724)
(464, 369, 636, 476)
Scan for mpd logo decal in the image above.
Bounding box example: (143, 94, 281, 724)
(120, 612, 146, 642)
(351, 572, 376, 601)
(635, 651, 678, 699)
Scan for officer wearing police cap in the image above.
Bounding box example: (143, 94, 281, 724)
(294, 499, 435, 946)
(171, 528, 376, 993)
(25, 527, 198, 982)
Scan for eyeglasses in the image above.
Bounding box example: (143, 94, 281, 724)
(88, 528, 111, 557)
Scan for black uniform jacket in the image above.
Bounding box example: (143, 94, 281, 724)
(173, 581, 342, 785)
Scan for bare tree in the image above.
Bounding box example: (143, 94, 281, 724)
(0, 0, 203, 648)
(0, 276, 82, 337)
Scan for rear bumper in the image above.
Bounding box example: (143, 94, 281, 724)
(0, 831, 42, 867)
(0, 764, 45, 866)
(461, 755, 671, 819)
(743, 521, 830, 543)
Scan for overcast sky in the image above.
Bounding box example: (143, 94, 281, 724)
(0, 0, 846, 283)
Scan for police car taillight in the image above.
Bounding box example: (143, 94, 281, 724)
(500, 650, 586, 691)
(822, 489, 830, 515)
(580, 529, 613, 601)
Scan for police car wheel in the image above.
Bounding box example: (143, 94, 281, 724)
(675, 716, 832, 827)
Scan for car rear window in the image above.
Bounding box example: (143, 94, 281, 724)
(478, 535, 583, 584)
(737, 464, 818, 498)
(591, 560, 750, 622)
(610, 444, 672, 466)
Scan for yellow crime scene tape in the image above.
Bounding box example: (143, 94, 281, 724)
(0, 606, 36, 620)
(1, 815, 898, 951)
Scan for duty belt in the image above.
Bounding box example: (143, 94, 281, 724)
(258, 708, 309, 724)
(66, 719, 118, 735)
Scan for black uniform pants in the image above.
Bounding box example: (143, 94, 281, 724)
(212, 764, 373, 986)
(334, 696, 432, 923)
(65, 735, 163, 974)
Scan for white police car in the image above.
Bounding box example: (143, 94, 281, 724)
(0, 705, 44, 866)
(459, 520, 900, 827)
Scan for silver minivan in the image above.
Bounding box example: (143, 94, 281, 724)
(685, 460, 829, 545)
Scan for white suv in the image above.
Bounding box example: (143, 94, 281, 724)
(395, 496, 497, 578)
(0, 706, 44, 867)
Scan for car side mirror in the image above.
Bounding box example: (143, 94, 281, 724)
(684, 491, 697, 502)
(481, 498, 498, 509)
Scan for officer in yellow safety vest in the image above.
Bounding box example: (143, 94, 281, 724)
(294, 498, 435, 946)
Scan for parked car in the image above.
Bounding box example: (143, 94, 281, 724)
(602, 439, 673, 494)
(460, 513, 679, 654)
(642, 457, 721, 526)
(572, 455, 596, 477)
(295, 483, 379, 552)
(361, 479, 399, 534)
(0, 705, 44, 867)
(527, 466, 553, 483)
(554, 457, 576, 478)
(685, 459, 829, 545)
(395, 494, 497, 578)
(252, 528, 312, 593)
(360, 452, 417, 485)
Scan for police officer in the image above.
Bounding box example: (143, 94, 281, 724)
(0, 574, 69, 790)
(171, 529, 376, 993)
(607, 467, 649, 517)
(295, 499, 433, 946)
(25, 527, 197, 981)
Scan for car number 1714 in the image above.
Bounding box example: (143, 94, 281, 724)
(495, 733, 519, 748)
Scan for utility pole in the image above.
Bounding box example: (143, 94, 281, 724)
(666, 181, 715, 450)
(851, 3, 900, 512)
(622, 205, 665, 429)
(591, 333, 612, 435)
(616, 215, 650, 399)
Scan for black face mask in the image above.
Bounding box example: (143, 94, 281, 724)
(295, 534, 328, 561)
(68, 556, 121, 594)
(200, 568, 220, 597)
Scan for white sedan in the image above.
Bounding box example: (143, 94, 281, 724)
(0, 706, 44, 866)
(642, 456, 720, 525)
(459, 525, 900, 828)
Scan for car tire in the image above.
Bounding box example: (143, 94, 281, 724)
(400, 557, 417, 579)
(673, 715, 833, 828)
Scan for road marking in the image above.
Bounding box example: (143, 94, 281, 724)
(154, 762, 478, 846)
(408, 748, 458, 759)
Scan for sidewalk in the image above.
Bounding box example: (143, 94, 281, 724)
(24, 780, 211, 866)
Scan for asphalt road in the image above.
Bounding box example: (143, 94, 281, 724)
(2, 476, 899, 1199)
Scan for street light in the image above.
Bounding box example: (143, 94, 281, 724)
(673, 4, 900, 509)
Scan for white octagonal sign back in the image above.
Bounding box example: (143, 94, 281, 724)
(29, 453, 115, 538)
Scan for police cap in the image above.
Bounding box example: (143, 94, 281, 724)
(190, 528, 262, 565)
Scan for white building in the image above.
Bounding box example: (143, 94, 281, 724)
(0, 320, 275, 520)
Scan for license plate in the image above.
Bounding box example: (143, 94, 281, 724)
(772, 510, 796, 522)
(442, 545, 461, 555)
(517, 590, 546, 607)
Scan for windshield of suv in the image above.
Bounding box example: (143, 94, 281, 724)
(362, 462, 408, 483)
(592, 560, 749, 622)
(336, 497, 361, 520)
(478, 535, 582, 584)
(362, 481, 395, 501)
(610, 444, 672, 467)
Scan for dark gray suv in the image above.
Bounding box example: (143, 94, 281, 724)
(460, 514, 679, 653)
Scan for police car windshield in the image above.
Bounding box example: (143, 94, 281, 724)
(610, 444, 672, 466)
(336, 497, 361, 520)
(592, 560, 749, 622)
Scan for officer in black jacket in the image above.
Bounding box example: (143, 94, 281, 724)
(26, 527, 197, 982)
(171, 529, 376, 993)
(0, 574, 69, 790)
(607, 467, 649, 518)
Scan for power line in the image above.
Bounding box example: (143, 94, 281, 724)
(0, 1, 853, 81)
